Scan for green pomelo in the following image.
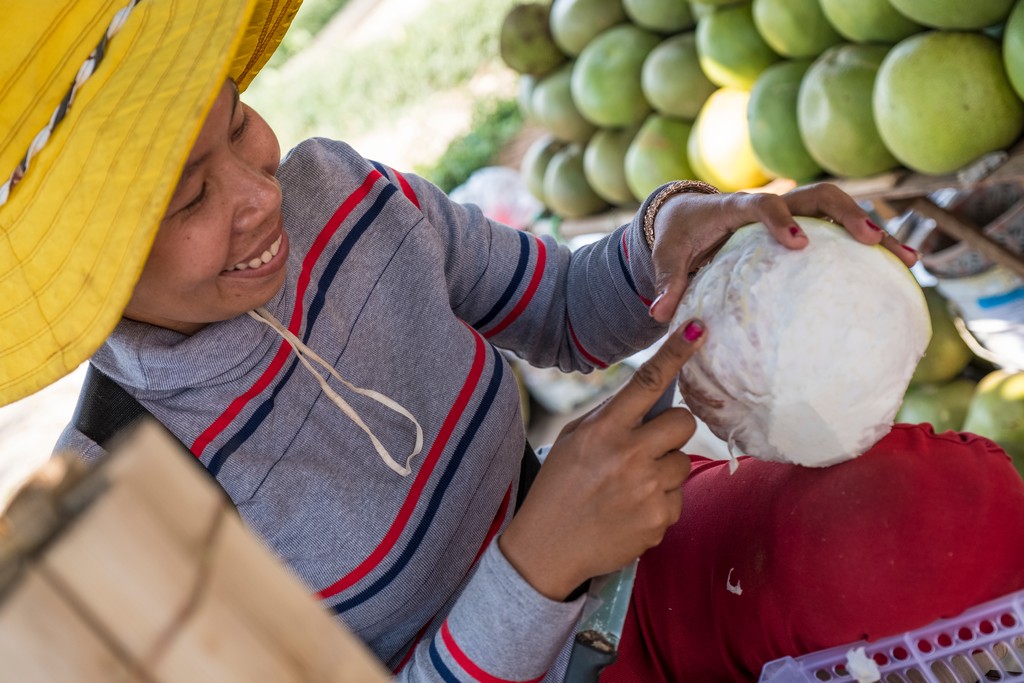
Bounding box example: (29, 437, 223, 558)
(549, 0, 627, 56)
(543, 144, 610, 218)
(874, 31, 1024, 175)
(963, 370, 1024, 473)
(572, 24, 662, 127)
(910, 287, 974, 386)
(1004, 0, 1024, 101)
(752, 0, 843, 58)
(642, 32, 717, 120)
(687, 88, 773, 191)
(887, 0, 1014, 30)
(819, 0, 924, 43)
(623, 0, 695, 33)
(518, 75, 537, 121)
(584, 125, 641, 205)
(521, 133, 566, 205)
(797, 44, 899, 178)
(624, 114, 696, 201)
(896, 378, 977, 433)
(696, 3, 780, 90)
(531, 62, 598, 143)
(747, 60, 821, 182)
(500, 3, 567, 77)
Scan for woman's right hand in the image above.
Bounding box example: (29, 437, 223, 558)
(498, 320, 706, 600)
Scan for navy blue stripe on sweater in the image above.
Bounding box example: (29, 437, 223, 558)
(333, 351, 504, 614)
(206, 184, 396, 476)
(473, 230, 530, 330)
(429, 639, 461, 683)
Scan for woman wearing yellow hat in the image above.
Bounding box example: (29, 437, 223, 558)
(3, 0, 917, 679)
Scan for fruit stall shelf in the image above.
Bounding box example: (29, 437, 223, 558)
(552, 146, 1024, 279)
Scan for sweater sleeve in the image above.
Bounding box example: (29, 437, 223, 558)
(393, 168, 670, 373)
(395, 541, 584, 682)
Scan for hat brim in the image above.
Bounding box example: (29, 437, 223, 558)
(0, 0, 300, 405)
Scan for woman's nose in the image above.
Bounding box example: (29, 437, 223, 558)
(233, 161, 281, 231)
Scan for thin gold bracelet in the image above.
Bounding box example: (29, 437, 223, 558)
(643, 180, 720, 249)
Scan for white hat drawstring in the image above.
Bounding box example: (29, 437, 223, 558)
(248, 307, 423, 476)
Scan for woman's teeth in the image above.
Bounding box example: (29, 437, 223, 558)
(229, 235, 282, 271)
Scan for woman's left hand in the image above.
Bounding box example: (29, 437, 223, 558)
(647, 182, 919, 323)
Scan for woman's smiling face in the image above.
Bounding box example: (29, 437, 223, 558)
(122, 79, 289, 334)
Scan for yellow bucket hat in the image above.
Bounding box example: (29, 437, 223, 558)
(0, 0, 301, 406)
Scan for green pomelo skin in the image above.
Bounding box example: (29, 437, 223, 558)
(910, 287, 974, 386)
(819, 0, 924, 43)
(531, 62, 598, 143)
(500, 3, 567, 77)
(963, 370, 1024, 475)
(624, 114, 696, 201)
(572, 24, 662, 127)
(696, 4, 780, 90)
(752, 0, 843, 58)
(874, 31, 1024, 175)
(549, 0, 627, 56)
(1004, 1, 1024, 101)
(517, 75, 536, 121)
(623, 0, 695, 33)
(747, 59, 822, 182)
(543, 144, 610, 218)
(887, 0, 1014, 30)
(687, 88, 773, 191)
(897, 378, 977, 433)
(584, 125, 641, 206)
(521, 134, 566, 205)
(642, 32, 717, 120)
(797, 43, 899, 178)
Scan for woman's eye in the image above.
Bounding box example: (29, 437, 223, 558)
(232, 111, 249, 141)
(181, 183, 207, 215)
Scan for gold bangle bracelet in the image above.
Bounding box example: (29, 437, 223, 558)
(643, 180, 720, 249)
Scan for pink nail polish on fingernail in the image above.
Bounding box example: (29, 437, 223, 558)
(789, 226, 804, 237)
(683, 320, 704, 342)
(867, 219, 883, 232)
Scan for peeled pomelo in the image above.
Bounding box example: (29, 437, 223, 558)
(549, 0, 627, 56)
(874, 31, 1024, 175)
(688, 88, 773, 191)
(543, 144, 609, 218)
(887, 0, 1015, 30)
(963, 370, 1024, 473)
(623, 0, 695, 33)
(500, 3, 566, 77)
(819, 0, 924, 44)
(896, 378, 977, 433)
(752, 0, 843, 58)
(624, 114, 695, 201)
(572, 24, 662, 127)
(584, 125, 641, 206)
(521, 133, 566, 205)
(642, 32, 717, 120)
(531, 62, 597, 143)
(797, 43, 899, 178)
(696, 3, 780, 90)
(747, 59, 822, 182)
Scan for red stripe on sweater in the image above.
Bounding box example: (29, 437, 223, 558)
(483, 237, 547, 339)
(394, 169, 420, 208)
(318, 325, 488, 598)
(621, 231, 629, 262)
(393, 483, 513, 674)
(440, 620, 546, 683)
(568, 318, 608, 369)
(190, 171, 384, 456)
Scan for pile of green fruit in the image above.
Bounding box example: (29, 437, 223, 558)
(500, 0, 1024, 219)
(897, 286, 1024, 477)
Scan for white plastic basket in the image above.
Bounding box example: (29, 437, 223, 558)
(759, 588, 1024, 683)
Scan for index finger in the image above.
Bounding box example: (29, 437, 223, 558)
(601, 318, 706, 424)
